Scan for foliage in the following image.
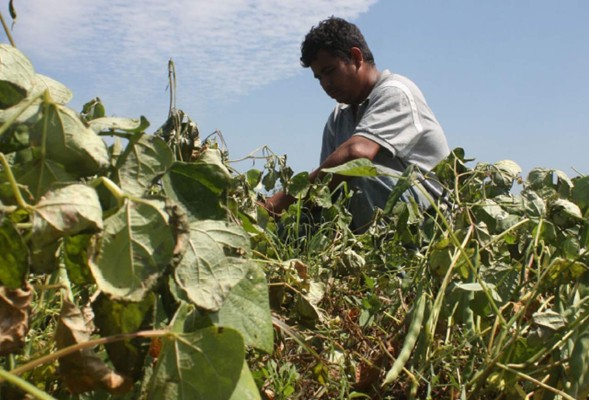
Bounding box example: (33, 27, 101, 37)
(2, 17, 589, 400)
(241, 152, 589, 399)
(0, 43, 271, 399)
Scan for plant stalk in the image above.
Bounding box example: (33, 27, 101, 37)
(0, 368, 56, 400)
(0, 11, 16, 47)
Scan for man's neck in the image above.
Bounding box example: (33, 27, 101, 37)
(354, 66, 380, 105)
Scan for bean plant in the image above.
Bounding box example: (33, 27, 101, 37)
(1, 9, 589, 399)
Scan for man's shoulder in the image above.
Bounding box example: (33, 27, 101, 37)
(371, 70, 426, 102)
(378, 69, 414, 83)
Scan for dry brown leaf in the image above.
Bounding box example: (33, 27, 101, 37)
(354, 352, 386, 390)
(291, 259, 309, 280)
(0, 283, 32, 356)
(55, 299, 133, 395)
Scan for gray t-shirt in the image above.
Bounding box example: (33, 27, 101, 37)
(320, 70, 450, 172)
(319, 70, 450, 230)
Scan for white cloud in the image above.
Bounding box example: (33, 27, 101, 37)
(12, 0, 377, 119)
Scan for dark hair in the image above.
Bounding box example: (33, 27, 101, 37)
(300, 17, 374, 68)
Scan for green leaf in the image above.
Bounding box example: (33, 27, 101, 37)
(113, 133, 174, 198)
(147, 327, 245, 400)
(550, 198, 583, 227)
(0, 219, 29, 289)
(310, 185, 332, 208)
(572, 176, 589, 211)
(322, 158, 379, 177)
(526, 168, 553, 190)
(163, 155, 230, 220)
(493, 160, 521, 180)
(229, 362, 262, 400)
(521, 189, 546, 218)
(210, 261, 274, 353)
(245, 169, 262, 188)
(0, 44, 35, 109)
(63, 234, 95, 285)
(293, 281, 325, 325)
(262, 169, 277, 191)
(455, 282, 502, 302)
(384, 165, 419, 213)
(0, 92, 43, 130)
(30, 74, 72, 105)
(432, 147, 470, 185)
(174, 220, 250, 311)
(480, 263, 520, 304)
(286, 172, 310, 197)
(568, 318, 589, 399)
(31, 184, 102, 247)
(472, 200, 519, 233)
(80, 98, 106, 121)
(0, 99, 43, 156)
(526, 168, 573, 197)
(545, 257, 587, 284)
(0, 123, 29, 154)
(484, 160, 522, 195)
(88, 115, 150, 134)
(30, 103, 109, 176)
(89, 198, 175, 301)
(92, 293, 155, 379)
(532, 310, 566, 331)
(12, 158, 76, 202)
(428, 238, 453, 277)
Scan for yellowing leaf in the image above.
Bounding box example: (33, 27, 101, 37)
(31, 184, 103, 247)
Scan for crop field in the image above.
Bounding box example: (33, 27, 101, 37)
(1, 16, 589, 400)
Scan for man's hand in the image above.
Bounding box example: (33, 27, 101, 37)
(259, 136, 379, 219)
(259, 191, 296, 219)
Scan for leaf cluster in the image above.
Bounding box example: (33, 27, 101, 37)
(238, 149, 589, 399)
(0, 44, 271, 399)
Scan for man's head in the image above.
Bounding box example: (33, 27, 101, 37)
(300, 17, 374, 68)
(301, 17, 378, 105)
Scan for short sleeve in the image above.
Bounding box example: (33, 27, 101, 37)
(353, 83, 424, 159)
(319, 108, 338, 164)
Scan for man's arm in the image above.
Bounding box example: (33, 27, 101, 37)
(263, 135, 381, 216)
(309, 135, 380, 186)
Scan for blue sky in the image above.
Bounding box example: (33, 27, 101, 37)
(9, 0, 589, 180)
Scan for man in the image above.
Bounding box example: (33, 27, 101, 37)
(264, 17, 450, 231)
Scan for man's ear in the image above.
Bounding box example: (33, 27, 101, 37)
(350, 47, 364, 67)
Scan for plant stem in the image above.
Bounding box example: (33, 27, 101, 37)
(89, 176, 126, 207)
(496, 362, 576, 400)
(0, 153, 32, 211)
(8, 329, 171, 378)
(0, 11, 16, 47)
(0, 368, 56, 400)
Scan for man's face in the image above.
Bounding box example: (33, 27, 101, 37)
(310, 49, 362, 105)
